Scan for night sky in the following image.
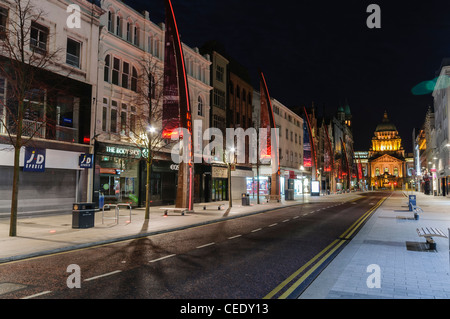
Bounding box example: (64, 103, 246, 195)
(127, 0, 450, 153)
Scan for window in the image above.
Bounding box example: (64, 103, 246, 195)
(116, 16, 122, 37)
(286, 129, 288, 139)
(394, 167, 399, 177)
(375, 167, 380, 176)
(66, 38, 81, 68)
(130, 111, 136, 133)
(102, 98, 108, 132)
(0, 77, 5, 133)
(104, 55, 110, 82)
(197, 96, 203, 116)
(112, 57, 120, 85)
(147, 35, 152, 53)
(122, 61, 129, 89)
(149, 73, 156, 99)
(126, 22, 132, 42)
(131, 67, 138, 92)
(229, 82, 234, 95)
(30, 22, 48, 52)
(216, 65, 224, 82)
(107, 11, 113, 32)
(120, 104, 127, 135)
(0, 7, 7, 39)
(213, 88, 226, 109)
(110, 101, 117, 133)
(133, 26, 139, 46)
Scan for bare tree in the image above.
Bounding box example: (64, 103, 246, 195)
(127, 54, 173, 220)
(0, 0, 64, 236)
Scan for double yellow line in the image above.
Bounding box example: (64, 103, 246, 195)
(264, 196, 386, 299)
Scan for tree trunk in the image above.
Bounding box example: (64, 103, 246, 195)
(9, 144, 21, 237)
(10, 99, 24, 237)
(144, 157, 152, 220)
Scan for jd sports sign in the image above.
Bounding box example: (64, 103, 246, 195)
(23, 147, 46, 172)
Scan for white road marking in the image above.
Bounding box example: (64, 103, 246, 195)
(228, 235, 242, 240)
(196, 242, 215, 249)
(293, 216, 300, 219)
(269, 223, 278, 227)
(251, 228, 262, 233)
(282, 219, 290, 223)
(21, 291, 52, 299)
(84, 270, 122, 282)
(149, 254, 176, 263)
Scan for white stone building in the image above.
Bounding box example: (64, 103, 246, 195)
(252, 91, 304, 199)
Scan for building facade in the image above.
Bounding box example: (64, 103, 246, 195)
(0, 0, 102, 216)
(252, 91, 304, 199)
(432, 59, 450, 197)
(368, 111, 411, 189)
(94, 0, 211, 207)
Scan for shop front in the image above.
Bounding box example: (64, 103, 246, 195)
(211, 165, 228, 201)
(95, 142, 141, 207)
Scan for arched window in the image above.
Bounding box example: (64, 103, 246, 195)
(131, 67, 138, 92)
(107, 10, 114, 32)
(104, 55, 110, 82)
(116, 15, 122, 37)
(197, 96, 203, 116)
(126, 21, 132, 42)
(133, 25, 140, 46)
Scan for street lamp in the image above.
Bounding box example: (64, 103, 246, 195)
(300, 165, 305, 202)
(225, 147, 236, 208)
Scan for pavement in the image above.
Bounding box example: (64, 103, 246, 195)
(300, 191, 450, 299)
(1, 190, 449, 299)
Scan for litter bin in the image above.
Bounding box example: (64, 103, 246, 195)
(241, 193, 250, 206)
(285, 189, 294, 200)
(72, 202, 95, 229)
(408, 195, 416, 211)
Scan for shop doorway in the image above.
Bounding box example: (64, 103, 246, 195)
(212, 178, 228, 201)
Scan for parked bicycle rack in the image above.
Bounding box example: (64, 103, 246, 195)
(102, 204, 118, 224)
(116, 203, 132, 223)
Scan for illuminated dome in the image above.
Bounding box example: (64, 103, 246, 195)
(375, 111, 397, 132)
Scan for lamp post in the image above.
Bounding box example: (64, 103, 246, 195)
(144, 125, 155, 220)
(300, 165, 305, 202)
(225, 147, 236, 208)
